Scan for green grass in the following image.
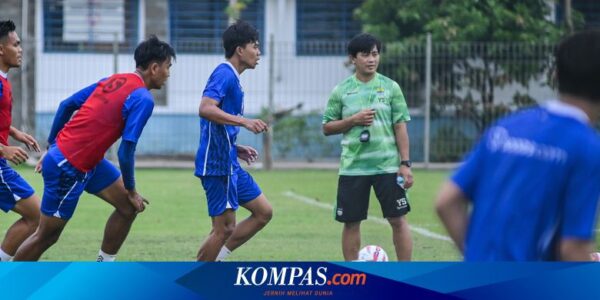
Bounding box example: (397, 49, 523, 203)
(0, 166, 461, 261)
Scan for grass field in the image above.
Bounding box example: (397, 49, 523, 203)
(0, 166, 461, 261)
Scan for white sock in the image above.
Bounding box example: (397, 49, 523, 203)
(216, 246, 232, 261)
(97, 250, 117, 262)
(0, 248, 13, 262)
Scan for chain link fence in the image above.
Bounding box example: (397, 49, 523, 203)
(31, 38, 557, 165)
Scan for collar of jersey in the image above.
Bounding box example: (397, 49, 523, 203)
(353, 73, 379, 86)
(0, 70, 7, 79)
(224, 61, 240, 80)
(544, 99, 589, 124)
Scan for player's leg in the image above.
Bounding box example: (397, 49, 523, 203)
(373, 173, 412, 261)
(0, 161, 40, 261)
(336, 175, 371, 261)
(85, 159, 135, 261)
(14, 148, 87, 261)
(197, 175, 239, 261)
(222, 169, 272, 256)
(197, 210, 236, 261)
(13, 214, 67, 261)
(1, 195, 40, 260)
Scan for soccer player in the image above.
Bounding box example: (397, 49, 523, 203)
(0, 20, 41, 262)
(13, 35, 175, 261)
(195, 20, 272, 261)
(435, 30, 600, 261)
(322, 33, 414, 261)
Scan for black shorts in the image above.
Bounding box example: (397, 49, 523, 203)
(334, 173, 410, 223)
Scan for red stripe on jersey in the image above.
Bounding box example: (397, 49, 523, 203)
(0, 77, 12, 147)
(57, 73, 145, 172)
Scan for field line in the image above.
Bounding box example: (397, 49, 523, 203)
(283, 190, 452, 243)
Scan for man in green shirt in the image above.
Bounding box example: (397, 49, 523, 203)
(323, 33, 414, 261)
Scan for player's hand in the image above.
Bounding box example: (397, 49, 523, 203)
(11, 130, 41, 152)
(0, 145, 29, 165)
(352, 109, 376, 126)
(35, 151, 47, 173)
(127, 190, 150, 213)
(242, 118, 268, 134)
(237, 145, 259, 165)
(398, 165, 414, 189)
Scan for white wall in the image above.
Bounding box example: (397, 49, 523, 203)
(35, 0, 352, 115)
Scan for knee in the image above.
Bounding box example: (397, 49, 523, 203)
(255, 206, 273, 226)
(388, 217, 409, 231)
(214, 223, 236, 241)
(117, 202, 137, 220)
(33, 230, 61, 248)
(25, 218, 39, 234)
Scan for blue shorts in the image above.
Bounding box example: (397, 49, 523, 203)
(0, 159, 35, 213)
(200, 168, 262, 217)
(41, 145, 121, 220)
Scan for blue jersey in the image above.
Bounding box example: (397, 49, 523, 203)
(195, 63, 244, 176)
(452, 100, 600, 261)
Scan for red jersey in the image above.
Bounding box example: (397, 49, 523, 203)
(56, 73, 146, 172)
(0, 74, 12, 147)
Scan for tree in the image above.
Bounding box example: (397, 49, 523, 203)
(355, 0, 583, 133)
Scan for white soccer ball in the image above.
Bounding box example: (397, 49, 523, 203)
(358, 245, 389, 262)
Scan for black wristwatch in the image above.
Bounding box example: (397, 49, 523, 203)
(400, 160, 412, 168)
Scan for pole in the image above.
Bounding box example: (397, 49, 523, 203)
(424, 33, 432, 168)
(263, 34, 275, 170)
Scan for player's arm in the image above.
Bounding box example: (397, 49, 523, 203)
(322, 87, 374, 136)
(236, 144, 258, 165)
(47, 81, 99, 145)
(322, 109, 375, 136)
(9, 126, 40, 152)
(199, 97, 267, 134)
(559, 239, 595, 261)
(120, 90, 154, 212)
(435, 181, 469, 254)
(394, 122, 413, 188)
(559, 147, 600, 261)
(0, 142, 28, 165)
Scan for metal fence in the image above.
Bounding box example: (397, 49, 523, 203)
(29, 37, 557, 165)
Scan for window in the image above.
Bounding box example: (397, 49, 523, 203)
(169, 0, 265, 54)
(43, 0, 139, 53)
(296, 0, 363, 55)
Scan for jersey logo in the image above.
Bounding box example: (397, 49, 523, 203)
(102, 77, 127, 93)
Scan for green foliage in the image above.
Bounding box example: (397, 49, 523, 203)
(431, 125, 473, 162)
(271, 111, 335, 161)
(225, 0, 255, 20)
(356, 0, 583, 132)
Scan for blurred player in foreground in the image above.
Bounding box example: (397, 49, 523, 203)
(436, 30, 600, 261)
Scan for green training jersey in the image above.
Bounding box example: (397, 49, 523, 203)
(323, 73, 410, 175)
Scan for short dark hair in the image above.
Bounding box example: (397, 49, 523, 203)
(134, 35, 176, 70)
(347, 33, 382, 57)
(555, 30, 600, 101)
(222, 20, 259, 59)
(0, 20, 16, 41)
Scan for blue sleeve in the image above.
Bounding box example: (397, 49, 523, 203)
(451, 134, 487, 201)
(202, 67, 232, 103)
(561, 144, 600, 240)
(118, 140, 137, 190)
(122, 88, 154, 143)
(47, 79, 105, 145)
